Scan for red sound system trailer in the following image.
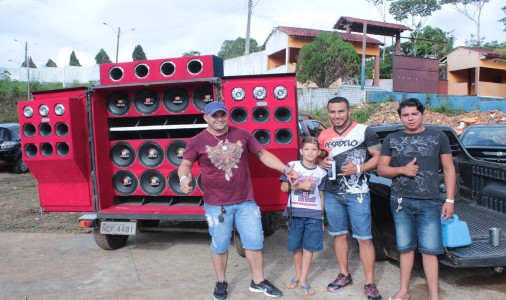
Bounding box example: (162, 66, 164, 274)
(17, 55, 299, 250)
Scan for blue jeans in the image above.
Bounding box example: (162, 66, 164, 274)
(389, 196, 444, 255)
(286, 217, 323, 252)
(324, 192, 372, 239)
(204, 200, 263, 254)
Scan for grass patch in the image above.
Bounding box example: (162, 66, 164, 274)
(430, 103, 466, 116)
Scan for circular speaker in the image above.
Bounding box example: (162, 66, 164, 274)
(55, 122, 68, 136)
(274, 86, 288, 100)
(112, 170, 138, 195)
(230, 107, 248, 124)
(134, 63, 149, 79)
(106, 90, 131, 116)
(23, 123, 36, 137)
(39, 123, 52, 137)
(138, 142, 164, 167)
(56, 142, 70, 156)
(274, 107, 292, 122)
(40, 142, 53, 156)
(134, 88, 160, 115)
(160, 61, 176, 77)
(187, 59, 203, 75)
(109, 66, 124, 81)
(192, 84, 214, 111)
(25, 143, 37, 157)
(166, 140, 187, 166)
(163, 86, 190, 113)
(111, 142, 135, 167)
(275, 129, 293, 145)
(168, 170, 195, 196)
(252, 107, 270, 123)
(253, 130, 271, 145)
(140, 170, 166, 196)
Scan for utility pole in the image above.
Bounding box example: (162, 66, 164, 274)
(244, 0, 253, 55)
(104, 23, 135, 63)
(14, 39, 31, 100)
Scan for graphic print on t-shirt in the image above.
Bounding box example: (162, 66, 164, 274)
(293, 173, 320, 207)
(205, 139, 243, 181)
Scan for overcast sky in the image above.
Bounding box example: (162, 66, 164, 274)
(1, 0, 504, 68)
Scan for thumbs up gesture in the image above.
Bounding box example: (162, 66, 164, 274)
(338, 159, 356, 176)
(180, 173, 194, 194)
(402, 157, 419, 177)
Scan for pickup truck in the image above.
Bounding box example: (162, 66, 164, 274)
(369, 124, 506, 272)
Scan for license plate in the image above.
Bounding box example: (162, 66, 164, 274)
(100, 221, 137, 235)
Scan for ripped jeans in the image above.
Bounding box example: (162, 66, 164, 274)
(204, 200, 264, 254)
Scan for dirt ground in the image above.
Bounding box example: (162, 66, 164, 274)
(0, 169, 89, 234)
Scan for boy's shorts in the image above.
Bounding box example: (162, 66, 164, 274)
(324, 192, 372, 239)
(286, 217, 323, 252)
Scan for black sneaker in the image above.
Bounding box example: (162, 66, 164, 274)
(327, 273, 353, 293)
(364, 283, 382, 300)
(213, 281, 228, 300)
(249, 279, 283, 297)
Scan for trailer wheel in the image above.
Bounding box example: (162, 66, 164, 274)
(372, 223, 387, 261)
(13, 157, 29, 173)
(93, 228, 129, 250)
(261, 212, 277, 236)
(233, 231, 246, 258)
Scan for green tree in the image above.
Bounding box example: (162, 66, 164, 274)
(132, 45, 147, 61)
(366, 0, 390, 60)
(69, 50, 81, 66)
(217, 37, 260, 59)
(389, 0, 441, 56)
(95, 48, 112, 64)
(45, 59, 57, 67)
(499, 6, 506, 31)
(182, 51, 201, 56)
(439, 0, 490, 46)
(21, 57, 37, 68)
(296, 32, 360, 88)
(410, 26, 455, 58)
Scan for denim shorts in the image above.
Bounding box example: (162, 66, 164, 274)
(389, 196, 444, 255)
(323, 192, 372, 239)
(286, 217, 323, 252)
(204, 200, 263, 254)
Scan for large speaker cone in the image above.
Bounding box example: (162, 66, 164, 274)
(252, 107, 270, 123)
(23, 123, 36, 137)
(112, 170, 138, 195)
(253, 130, 271, 145)
(187, 59, 203, 75)
(166, 140, 187, 166)
(275, 129, 293, 144)
(163, 86, 190, 113)
(109, 66, 124, 81)
(134, 63, 149, 79)
(55, 122, 69, 136)
(160, 61, 176, 77)
(138, 142, 164, 167)
(134, 88, 160, 115)
(140, 170, 166, 196)
(56, 142, 70, 156)
(25, 143, 37, 157)
(274, 107, 292, 122)
(230, 107, 248, 124)
(111, 142, 135, 167)
(107, 90, 131, 116)
(168, 170, 195, 196)
(192, 84, 214, 111)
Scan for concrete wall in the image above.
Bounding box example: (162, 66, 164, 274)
(367, 91, 506, 112)
(297, 85, 384, 112)
(1, 66, 99, 86)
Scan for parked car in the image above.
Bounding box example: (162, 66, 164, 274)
(298, 115, 326, 138)
(0, 123, 29, 173)
(459, 124, 506, 164)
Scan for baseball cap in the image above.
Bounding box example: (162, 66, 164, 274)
(204, 101, 227, 115)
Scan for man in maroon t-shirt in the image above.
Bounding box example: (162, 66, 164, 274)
(178, 101, 296, 300)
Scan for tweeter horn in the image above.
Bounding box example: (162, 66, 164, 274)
(112, 170, 138, 195)
(140, 170, 166, 196)
(107, 90, 131, 116)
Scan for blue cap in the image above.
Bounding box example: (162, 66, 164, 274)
(204, 101, 227, 115)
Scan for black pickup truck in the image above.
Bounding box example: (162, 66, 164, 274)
(369, 124, 506, 272)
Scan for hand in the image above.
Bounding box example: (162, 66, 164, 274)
(441, 202, 454, 221)
(297, 180, 313, 190)
(338, 159, 357, 176)
(284, 163, 299, 185)
(402, 158, 419, 177)
(319, 157, 332, 170)
(180, 173, 194, 194)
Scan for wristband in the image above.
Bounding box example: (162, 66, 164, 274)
(179, 175, 188, 183)
(356, 164, 361, 175)
(445, 199, 454, 204)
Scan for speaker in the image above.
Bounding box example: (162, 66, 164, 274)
(111, 142, 136, 167)
(166, 140, 187, 166)
(134, 88, 160, 115)
(112, 170, 139, 195)
(253, 130, 271, 145)
(138, 141, 164, 167)
(274, 107, 292, 122)
(230, 107, 248, 124)
(99, 55, 224, 86)
(162, 86, 190, 113)
(192, 84, 214, 111)
(275, 128, 293, 144)
(168, 170, 196, 196)
(252, 107, 270, 123)
(106, 90, 131, 116)
(139, 170, 166, 196)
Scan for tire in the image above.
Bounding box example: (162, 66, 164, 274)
(233, 231, 246, 258)
(371, 222, 387, 261)
(93, 228, 129, 250)
(13, 157, 29, 173)
(261, 212, 277, 236)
